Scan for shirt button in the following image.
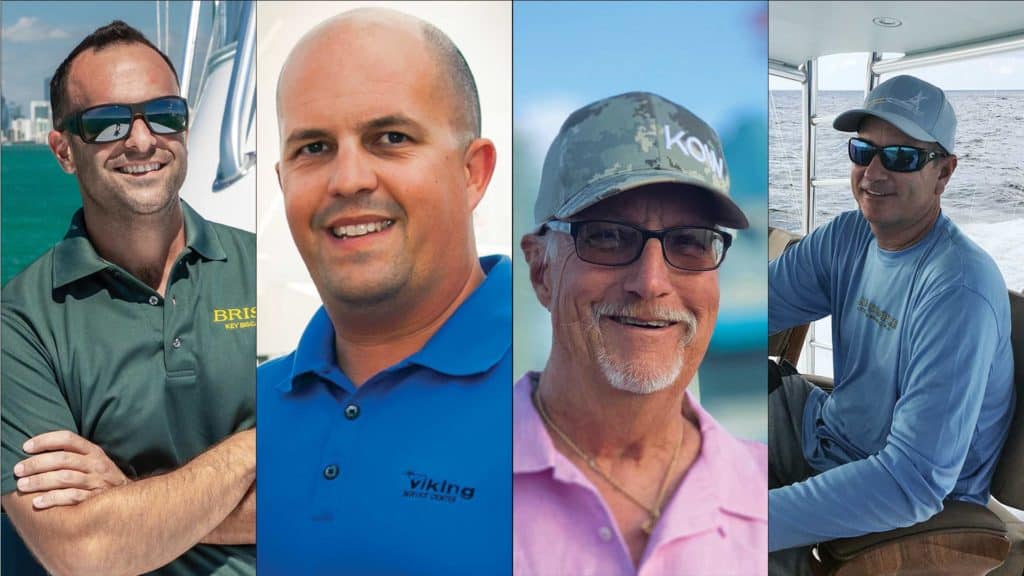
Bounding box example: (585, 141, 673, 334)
(148, 295, 159, 306)
(171, 337, 182, 349)
(323, 464, 339, 480)
(344, 404, 360, 420)
(598, 526, 612, 542)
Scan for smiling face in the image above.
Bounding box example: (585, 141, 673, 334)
(53, 42, 187, 218)
(531, 184, 720, 394)
(276, 14, 482, 311)
(852, 117, 954, 243)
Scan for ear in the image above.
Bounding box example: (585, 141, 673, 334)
(462, 138, 496, 212)
(933, 154, 957, 196)
(48, 130, 76, 174)
(522, 233, 553, 309)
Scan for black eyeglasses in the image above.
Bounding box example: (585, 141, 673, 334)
(547, 220, 732, 271)
(57, 96, 189, 144)
(848, 137, 947, 173)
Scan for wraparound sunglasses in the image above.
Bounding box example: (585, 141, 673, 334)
(57, 96, 189, 144)
(848, 137, 948, 173)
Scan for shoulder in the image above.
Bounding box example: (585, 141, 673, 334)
(208, 221, 256, 260)
(258, 352, 296, 395)
(2, 248, 58, 321)
(928, 218, 1005, 290)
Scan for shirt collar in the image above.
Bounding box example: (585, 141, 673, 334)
(51, 200, 226, 289)
(513, 371, 767, 526)
(280, 255, 511, 392)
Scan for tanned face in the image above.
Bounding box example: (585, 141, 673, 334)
(51, 42, 187, 220)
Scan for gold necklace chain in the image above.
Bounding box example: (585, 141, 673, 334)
(532, 384, 683, 535)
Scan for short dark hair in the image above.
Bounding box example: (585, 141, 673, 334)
(51, 20, 179, 127)
(420, 21, 481, 144)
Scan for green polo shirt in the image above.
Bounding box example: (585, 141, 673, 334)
(1, 200, 255, 575)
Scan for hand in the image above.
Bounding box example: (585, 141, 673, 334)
(13, 430, 129, 510)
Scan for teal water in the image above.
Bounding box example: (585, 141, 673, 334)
(1, 144, 82, 285)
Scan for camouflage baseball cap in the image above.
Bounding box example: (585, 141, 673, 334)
(534, 91, 748, 230)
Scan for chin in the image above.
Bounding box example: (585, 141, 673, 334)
(597, 350, 685, 395)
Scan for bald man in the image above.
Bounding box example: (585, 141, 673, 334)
(257, 8, 511, 574)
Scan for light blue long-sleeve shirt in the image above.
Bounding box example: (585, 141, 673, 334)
(768, 210, 1014, 552)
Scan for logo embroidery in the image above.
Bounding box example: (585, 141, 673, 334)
(212, 306, 257, 330)
(662, 125, 725, 179)
(402, 470, 476, 504)
(856, 297, 898, 330)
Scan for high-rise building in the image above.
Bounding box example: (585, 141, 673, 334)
(1, 95, 9, 132)
(29, 100, 52, 144)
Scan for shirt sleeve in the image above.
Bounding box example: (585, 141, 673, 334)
(769, 285, 1001, 551)
(768, 219, 836, 335)
(1, 308, 80, 494)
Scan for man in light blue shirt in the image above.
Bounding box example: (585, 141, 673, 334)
(768, 75, 1014, 575)
(258, 8, 510, 574)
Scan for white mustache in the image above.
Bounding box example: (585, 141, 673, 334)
(591, 302, 697, 345)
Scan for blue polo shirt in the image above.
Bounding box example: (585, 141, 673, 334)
(257, 255, 511, 575)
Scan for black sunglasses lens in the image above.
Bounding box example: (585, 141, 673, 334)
(575, 222, 642, 265)
(80, 105, 132, 143)
(881, 146, 922, 172)
(143, 98, 188, 134)
(664, 228, 722, 270)
(849, 139, 875, 166)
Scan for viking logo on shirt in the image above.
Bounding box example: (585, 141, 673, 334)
(402, 470, 476, 503)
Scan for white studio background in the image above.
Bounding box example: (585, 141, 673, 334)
(255, 1, 512, 360)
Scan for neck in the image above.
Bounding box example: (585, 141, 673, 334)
(82, 200, 185, 295)
(872, 206, 940, 251)
(329, 257, 485, 387)
(536, 350, 696, 462)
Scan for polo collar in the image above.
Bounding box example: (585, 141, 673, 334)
(281, 255, 511, 391)
(51, 200, 226, 289)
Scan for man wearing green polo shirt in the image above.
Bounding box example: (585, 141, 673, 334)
(1, 21, 255, 575)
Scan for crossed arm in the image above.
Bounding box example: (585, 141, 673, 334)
(3, 428, 255, 576)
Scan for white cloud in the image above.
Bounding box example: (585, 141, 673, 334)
(516, 94, 584, 161)
(2, 17, 69, 43)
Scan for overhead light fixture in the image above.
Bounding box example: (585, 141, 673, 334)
(872, 16, 902, 28)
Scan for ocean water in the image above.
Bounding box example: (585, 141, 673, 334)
(1, 144, 83, 285)
(770, 90, 1024, 289)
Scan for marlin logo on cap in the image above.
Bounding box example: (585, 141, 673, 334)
(869, 90, 929, 116)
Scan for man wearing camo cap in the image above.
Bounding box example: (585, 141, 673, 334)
(514, 91, 767, 575)
(768, 75, 1013, 574)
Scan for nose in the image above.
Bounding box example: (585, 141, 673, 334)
(328, 141, 378, 197)
(123, 116, 157, 153)
(622, 238, 674, 299)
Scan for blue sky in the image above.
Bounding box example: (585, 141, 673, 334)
(1, 1, 191, 112)
(514, 1, 767, 149)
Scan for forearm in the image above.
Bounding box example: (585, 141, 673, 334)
(201, 482, 255, 545)
(768, 450, 944, 552)
(4, 428, 255, 576)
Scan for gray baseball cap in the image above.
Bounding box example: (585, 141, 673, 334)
(833, 75, 957, 153)
(534, 91, 748, 230)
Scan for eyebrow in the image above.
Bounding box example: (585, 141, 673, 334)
(356, 114, 423, 134)
(283, 128, 333, 148)
(283, 114, 425, 149)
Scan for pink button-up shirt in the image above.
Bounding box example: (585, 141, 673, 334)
(514, 372, 767, 576)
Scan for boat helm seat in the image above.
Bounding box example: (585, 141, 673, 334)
(768, 226, 809, 366)
(809, 290, 1024, 575)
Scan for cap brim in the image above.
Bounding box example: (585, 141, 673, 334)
(833, 109, 937, 146)
(547, 170, 749, 230)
